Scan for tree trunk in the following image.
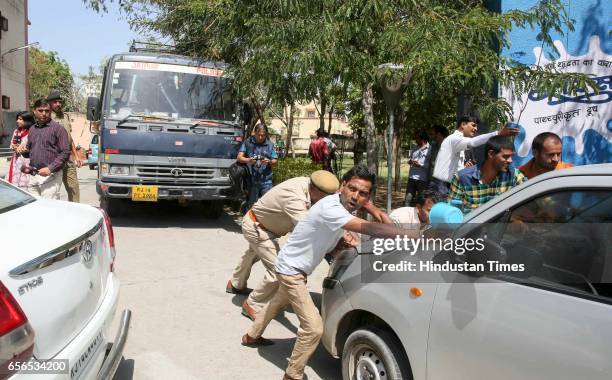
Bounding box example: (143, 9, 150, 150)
(394, 108, 404, 192)
(284, 104, 295, 158)
(319, 96, 327, 132)
(327, 105, 334, 134)
(363, 83, 378, 185)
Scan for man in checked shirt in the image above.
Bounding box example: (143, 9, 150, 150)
(23, 99, 70, 199)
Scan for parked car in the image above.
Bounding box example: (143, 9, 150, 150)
(86, 134, 99, 170)
(0, 179, 130, 379)
(321, 163, 612, 380)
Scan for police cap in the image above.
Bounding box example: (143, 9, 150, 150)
(310, 170, 339, 194)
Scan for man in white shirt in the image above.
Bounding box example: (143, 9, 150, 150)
(405, 131, 430, 206)
(390, 191, 437, 230)
(241, 165, 418, 380)
(431, 115, 518, 198)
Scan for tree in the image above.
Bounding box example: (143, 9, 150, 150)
(84, 0, 597, 185)
(28, 48, 77, 111)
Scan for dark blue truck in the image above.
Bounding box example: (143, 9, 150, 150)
(86, 51, 246, 217)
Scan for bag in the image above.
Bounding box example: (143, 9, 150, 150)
(229, 162, 250, 200)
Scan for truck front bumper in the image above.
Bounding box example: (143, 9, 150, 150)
(96, 180, 236, 201)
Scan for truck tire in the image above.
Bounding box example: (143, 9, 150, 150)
(89, 164, 96, 170)
(203, 200, 224, 219)
(100, 197, 123, 218)
(342, 326, 410, 380)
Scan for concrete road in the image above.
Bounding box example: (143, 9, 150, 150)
(54, 167, 341, 380)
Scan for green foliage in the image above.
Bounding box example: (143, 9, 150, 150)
(83, 0, 598, 139)
(28, 48, 76, 111)
(272, 157, 322, 185)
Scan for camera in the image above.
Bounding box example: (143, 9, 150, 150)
(251, 155, 265, 167)
(20, 165, 38, 175)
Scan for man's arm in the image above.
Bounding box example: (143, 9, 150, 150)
(454, 125, 519, 151)
(342, 217, 421, 239)
(361, 201, 393, 224)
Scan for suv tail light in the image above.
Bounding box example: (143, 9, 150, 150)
(0, 281, 34, 379)
(99, 208, 116, 272)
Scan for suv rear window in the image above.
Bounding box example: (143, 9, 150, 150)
(0, 181, 35, 214)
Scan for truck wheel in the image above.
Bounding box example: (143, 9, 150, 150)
(342, 326, 410, 380)
(203, 200, 224, 219)
(89, 164, 96, 170)
(100, 197, 123, 217)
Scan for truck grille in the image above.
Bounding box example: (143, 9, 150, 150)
(136, 165, 217, 185)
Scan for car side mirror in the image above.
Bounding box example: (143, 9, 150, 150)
(87, 97, 100, 121)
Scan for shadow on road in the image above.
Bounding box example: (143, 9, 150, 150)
(109, 201, 243, 232)
(112, 357, 135, 380)
(255, 339, 341, 380)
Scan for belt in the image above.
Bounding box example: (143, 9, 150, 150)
(248, 209, 269, 232)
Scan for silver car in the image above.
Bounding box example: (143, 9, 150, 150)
(321, 163, 612, 380)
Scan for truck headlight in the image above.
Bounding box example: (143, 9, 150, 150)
(100, 163, 109, 175)
(110, 165, 130, 175)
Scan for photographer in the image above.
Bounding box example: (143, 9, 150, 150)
(237, 123, 278, 209)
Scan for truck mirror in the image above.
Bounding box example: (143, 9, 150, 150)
(87, 97, 100, 121)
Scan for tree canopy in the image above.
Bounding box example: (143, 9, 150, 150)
(28, 47, 77, 111)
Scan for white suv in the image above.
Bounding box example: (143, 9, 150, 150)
(321, 163, 612, 380)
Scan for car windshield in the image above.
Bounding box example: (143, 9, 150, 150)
(105, 61, 237, 121)
(0, 181, 35, 214)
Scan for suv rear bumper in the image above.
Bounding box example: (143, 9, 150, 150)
(96, 310, 131, 380)
(96, 180, 235, 201)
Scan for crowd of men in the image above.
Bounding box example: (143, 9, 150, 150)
(401, 115, 573, 214)
(8, 91, 82, 201)
(229, 114, 576, 379)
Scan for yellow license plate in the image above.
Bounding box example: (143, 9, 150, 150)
(131, 185, 158, 202)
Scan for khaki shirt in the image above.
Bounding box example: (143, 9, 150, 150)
(52, 112, 73, 144)
(252, 176, 311, 236)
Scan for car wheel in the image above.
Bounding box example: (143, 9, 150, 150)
(202, 200, 224, 219)
(100, 197, 123, 217)
(342, 326, 409, 380)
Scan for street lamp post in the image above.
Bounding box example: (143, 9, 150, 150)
(0, 41, 39, 63)
(377, 64, 411, 212)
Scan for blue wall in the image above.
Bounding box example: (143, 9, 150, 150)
(503, 0, 612, 165)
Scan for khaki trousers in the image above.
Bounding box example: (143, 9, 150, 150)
(230, 214, 281, 311)
(27, 170, 63, 199)
(62, 161, 80, 202)
(247, 273, 323, 379)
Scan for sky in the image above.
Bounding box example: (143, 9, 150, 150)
(28, 0, 140, 77)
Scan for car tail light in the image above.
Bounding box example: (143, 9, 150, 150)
(99, 208, 116, 272)
(0, 281, 34, 379)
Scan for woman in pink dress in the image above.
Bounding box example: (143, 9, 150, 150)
(8, 111, 35, 189)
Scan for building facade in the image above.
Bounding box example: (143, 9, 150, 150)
(269, 101, 352, 153)
(0, 0, 29, 145)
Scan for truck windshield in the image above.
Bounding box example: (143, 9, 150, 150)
(105, 61, 236, 121)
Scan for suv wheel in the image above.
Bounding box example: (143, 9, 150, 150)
(342, 326, 409, 380)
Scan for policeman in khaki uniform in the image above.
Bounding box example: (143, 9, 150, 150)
(227, 171, 340, 319)
(48, 90, 81, 202)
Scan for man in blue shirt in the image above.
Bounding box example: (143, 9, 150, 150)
(237, 124, 278, 209)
